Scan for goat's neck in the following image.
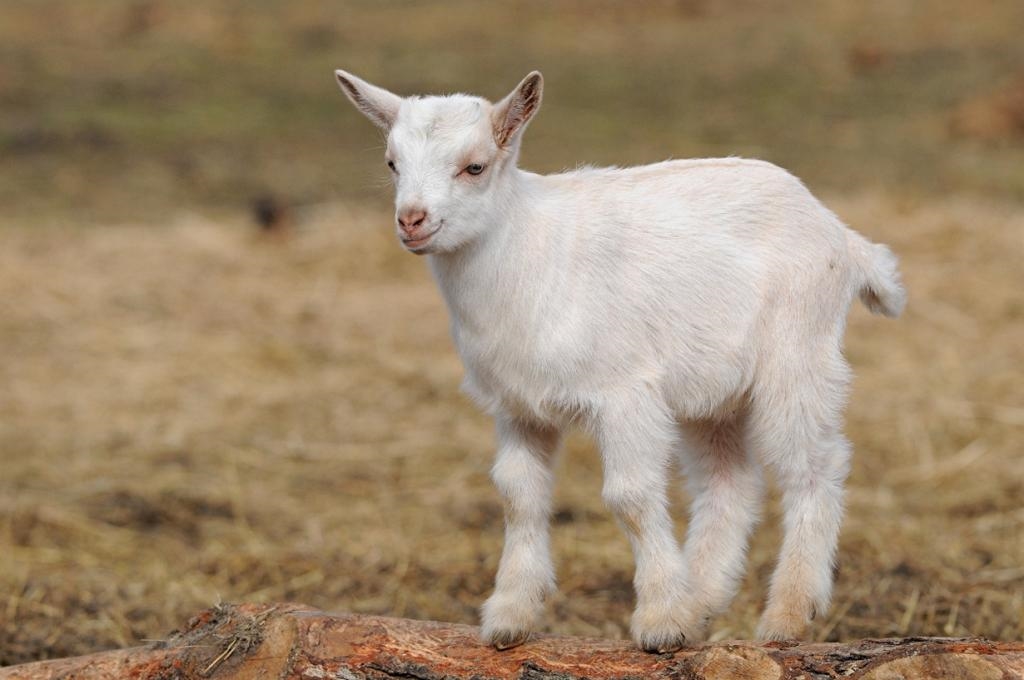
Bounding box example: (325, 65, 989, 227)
(427, 169, 545, 334)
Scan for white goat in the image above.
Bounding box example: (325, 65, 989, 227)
(334, 70, 905, 652)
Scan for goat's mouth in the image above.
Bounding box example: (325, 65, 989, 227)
(401, 223, 442, 253)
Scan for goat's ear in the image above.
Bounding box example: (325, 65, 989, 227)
(334, 69, 402, 131)
(492, 71, 543, 148)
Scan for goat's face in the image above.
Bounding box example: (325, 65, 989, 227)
(336, 71, 542, 255)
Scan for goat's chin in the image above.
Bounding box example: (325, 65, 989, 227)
(403, 235, 466, 256)
(402, 238, 445, 256)
(401, 231, 441, 254)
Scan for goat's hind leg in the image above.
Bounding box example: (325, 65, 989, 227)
(676, 414, 764, 640)
(480, 414, 562, 650)
(751, 355, 852, 641)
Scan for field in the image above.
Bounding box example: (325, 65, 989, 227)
(1, 0, 1023, 666)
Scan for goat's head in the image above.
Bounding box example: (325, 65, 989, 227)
(335, 70, 542, 255)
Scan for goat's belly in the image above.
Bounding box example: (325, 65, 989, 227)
(462, 355, 751, 425)
(663, 351, 754, 421)
(455, 304, 758, 422)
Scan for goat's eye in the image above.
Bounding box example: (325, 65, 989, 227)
(465, 163, 485, 176)
(386, 160, 397, 172)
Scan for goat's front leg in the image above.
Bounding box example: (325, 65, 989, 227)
(595, 395, 691, 653)
(480, 414, 561, 650)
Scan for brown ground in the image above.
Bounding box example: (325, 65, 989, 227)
(1, 193, 1021, 665)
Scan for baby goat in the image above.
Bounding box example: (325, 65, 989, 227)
(334, 70, 905, 652)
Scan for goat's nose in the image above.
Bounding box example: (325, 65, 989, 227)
(397, 208, 427, 234)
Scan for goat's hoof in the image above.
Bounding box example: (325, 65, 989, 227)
(755, 609, 809, 642)
(632, 599, 699, 653)
(486, 628, 530, 650)
(638, 631, 687, 654)
(480, 590, 545, 651)
(756, 628, 800, 643)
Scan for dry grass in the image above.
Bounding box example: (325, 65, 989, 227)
(1, 193, 1021, 664)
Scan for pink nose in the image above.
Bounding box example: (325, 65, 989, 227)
(397, 208, 427, 235)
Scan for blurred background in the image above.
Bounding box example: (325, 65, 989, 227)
(1, 0, 1022, 665)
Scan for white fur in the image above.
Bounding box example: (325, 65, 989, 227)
(335, 70, 906, 651)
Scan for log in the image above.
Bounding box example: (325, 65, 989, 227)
(1, 603, 1022, 680)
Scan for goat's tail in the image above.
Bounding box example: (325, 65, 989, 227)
(848, 231, 906, 318)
